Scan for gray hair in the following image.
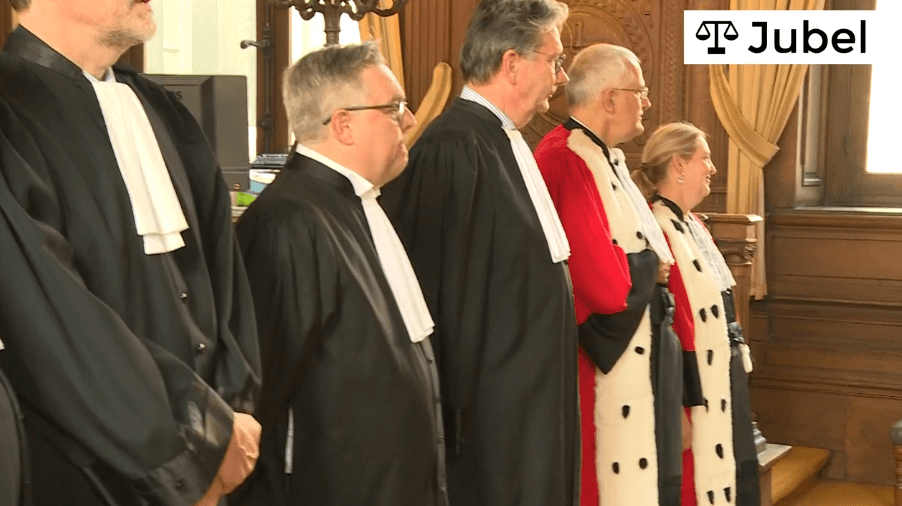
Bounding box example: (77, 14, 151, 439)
(10, 0, 30, 11)
(460, 0, 569, 84)
(633, 122, 707, 201)
(282, 41, 385, 144)
(566, 44, 641, 108)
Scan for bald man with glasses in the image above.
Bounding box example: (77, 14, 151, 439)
(231, 42, 448, 506)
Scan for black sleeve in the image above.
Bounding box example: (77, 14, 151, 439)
(578, 249, 659, 373)
(682, 351, 705, 407)
(0, 127, 233, 505)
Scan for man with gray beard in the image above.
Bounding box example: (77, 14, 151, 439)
(0, 1, 262, 505)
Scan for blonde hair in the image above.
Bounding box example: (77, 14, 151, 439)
(632, 122, 706, 200)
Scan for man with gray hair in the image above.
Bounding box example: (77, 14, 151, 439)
(380, 1, 579, 505)
(535, 43, 691, 506)
(232, 42, 448, 506)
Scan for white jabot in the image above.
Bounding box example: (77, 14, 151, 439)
(295, 145, 434, 343)
(86, 71, 188, 255)
(0, 336, 4, 350)
(686, 214, 736, 293)
(460, 86, 570, 263)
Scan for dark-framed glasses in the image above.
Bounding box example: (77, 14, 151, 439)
(322, 100, 408, 125)
(614, 87, 650, 100)
(532, 50, 567, 74)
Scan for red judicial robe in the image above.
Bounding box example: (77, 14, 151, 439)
(536, 122, 671, 505)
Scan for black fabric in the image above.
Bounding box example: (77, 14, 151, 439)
(683, 351, 705, 407)
(0, 27, 260, 505)
(578, 249, 659, 373)
(722, 291, 760, 506)
(381, 98, 579, 506)
(650, 286, 683, 506)
(0, 367, 30, 506)
(230, 156, 447, 506)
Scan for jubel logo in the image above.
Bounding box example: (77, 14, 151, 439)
(696, 21, 738, 54)
(684, 10, 886, 64)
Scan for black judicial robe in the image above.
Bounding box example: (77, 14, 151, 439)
(381, 98, 580, 506)
(231, 155, 448, 506)
(0, 28, 261, 505)
(0, 365, 29, 506)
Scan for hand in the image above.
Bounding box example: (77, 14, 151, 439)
(193, 412, 261, 505)
(681, 409, 692, 451)
(216, 413, 262, 493)
(657, 261, 672, 285)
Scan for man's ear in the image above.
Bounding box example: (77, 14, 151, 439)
(501, 49, 520, 85)
(330, 111, 355, 146)
(601, 89, 617, 114)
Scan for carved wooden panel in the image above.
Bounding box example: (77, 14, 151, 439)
(747, 211, 902, 485)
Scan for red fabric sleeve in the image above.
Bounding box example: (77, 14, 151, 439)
(535, 127, 631, 323)
(666, 248, 696, 352)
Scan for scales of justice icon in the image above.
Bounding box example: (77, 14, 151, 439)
(696, 21, 739, 54)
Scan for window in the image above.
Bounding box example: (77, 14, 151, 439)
(822, 0, 902, 205)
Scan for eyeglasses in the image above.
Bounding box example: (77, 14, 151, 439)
(322, 100, 408, 125)
(613, 87, 650, 100)
(532, 50, 567, 74)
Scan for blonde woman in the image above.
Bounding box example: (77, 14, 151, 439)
(633, 123, 760, 506)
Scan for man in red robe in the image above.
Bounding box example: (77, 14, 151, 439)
(536, 43, 697, 506)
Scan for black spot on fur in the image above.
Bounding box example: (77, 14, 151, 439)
(612, 239, 619, 246)
(636, 231, 644, 240)
(707, 349, 714, 365)
(622, 405, 630, 419)
(672, 220, 685, 233)
(708, 490, 715, 504)
(722, 399, 728, 412)
(612, 182, 618, 191)
(712, 305, 720, 318)
(639, 458, 648, 469)
(694, 260, 703, 272)
(716, 444, 724, 459)
(725, 487, 732, 502)
(635, 346, 645, 355)
(704, 398, 709, 412)
(700, 308, 708, 322)
(612, 462, 620, 474)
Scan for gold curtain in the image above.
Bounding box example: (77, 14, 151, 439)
(710, 0, 826, 299)
(358, 1, 405, 89)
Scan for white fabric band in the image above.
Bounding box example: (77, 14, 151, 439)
(608, 148, 674, 264)
(686, 215, 736, 293)
(89, 77, 189, 255)
(505, 129, 571, 263)
(360, 189, 434, 343)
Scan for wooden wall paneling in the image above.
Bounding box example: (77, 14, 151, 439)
(1, 1, 15, 43)
(685, 0, 729, 213)
(750, 386, 902, 484)
(750, 209, 902, 486)
(401, 0, 453, 111)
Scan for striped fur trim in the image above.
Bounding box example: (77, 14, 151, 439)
(654, 202, 736, 505)
(568, 129, 658, 503)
